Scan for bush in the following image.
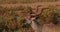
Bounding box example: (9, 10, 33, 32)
(37, 5, 60, 24)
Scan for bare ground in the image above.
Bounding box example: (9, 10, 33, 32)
(1, 2, 60, 8)
(42, 23, 60, 32)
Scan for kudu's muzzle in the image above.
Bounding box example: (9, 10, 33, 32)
(22, 19, 31, 28)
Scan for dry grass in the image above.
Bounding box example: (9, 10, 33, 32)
(0, 0, 59, 4)
(0, 5, 60, 32)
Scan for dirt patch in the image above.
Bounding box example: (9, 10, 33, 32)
(42, 23, 60, 32)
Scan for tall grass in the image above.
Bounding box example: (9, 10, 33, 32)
(0, 5, 60, 32)
(37, 5, 60, 24)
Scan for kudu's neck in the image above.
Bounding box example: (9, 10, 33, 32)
(31, 20, 40, 29)
(30, 17, 42, 32)
(31, 21, 43, 32)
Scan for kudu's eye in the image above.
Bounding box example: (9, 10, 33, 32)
(31, 16, 38, 20)
(35, 16, 39, 19)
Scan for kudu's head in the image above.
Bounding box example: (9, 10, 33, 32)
(22, 5, 43, 28)
(22, 13, 38, 28)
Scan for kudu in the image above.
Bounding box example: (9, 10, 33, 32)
(22, 5, 44, 32)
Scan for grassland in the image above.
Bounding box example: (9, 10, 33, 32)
(0, 0, 60, 32)
(0, 5, 60, 32)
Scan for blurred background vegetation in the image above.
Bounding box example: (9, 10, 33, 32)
(0, 5, 60, 32)
(0, 0, 60, 4)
